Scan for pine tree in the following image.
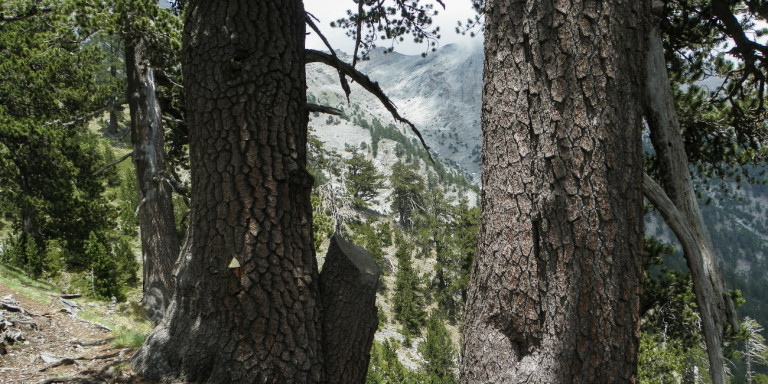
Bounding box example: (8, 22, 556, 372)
(85, 232, 121, 300)
(419, 311, 457, 383)
(742, 317, 768, 384)
(393, 239, 426, 340)
(345, 147, 385, 207)
(390, 161, 425, 228)
(0, 0, 117, 269)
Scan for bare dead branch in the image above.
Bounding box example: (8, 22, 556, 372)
(308, 103, 343, 116)
(305, 49, 434, 163)
(43, 101, 128, 129)
(161, 115, 184, 125)
(306, 13, 352, 101)
(39, 358, 78, 372)
(353, 0, 364, 67)
(154, 69, 183, 89)
(644, 25, 737, 384)
(39, 349, 132, 372)
(92, 151, 132, 177)
(643, 173, 699, 252)
(38, 376, 108, 384)
(68, 339, 109, 347)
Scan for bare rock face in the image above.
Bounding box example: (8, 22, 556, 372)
(319, 233, 381, 384)
(307, 43, 484, 183)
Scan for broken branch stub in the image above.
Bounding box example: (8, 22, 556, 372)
(319, 233, 381, 383)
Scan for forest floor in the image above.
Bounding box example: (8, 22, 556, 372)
(0, 267, 159, 384)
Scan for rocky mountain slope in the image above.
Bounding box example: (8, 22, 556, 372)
(308, 43, 484, 183)
(307, 43, 768, 334)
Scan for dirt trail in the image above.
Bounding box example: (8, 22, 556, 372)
(0, 283, 156, 384)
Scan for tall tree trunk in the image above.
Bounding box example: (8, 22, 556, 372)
(461, 1, 650, 382)
(643, 22, 737, 384)
(131, 2, 378, 382)
(125, 38, 180, 323)
(107, 65, 120, 136)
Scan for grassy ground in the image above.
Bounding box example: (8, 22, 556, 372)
(0, 263, 152, 349)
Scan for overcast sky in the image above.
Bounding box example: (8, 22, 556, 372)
(303, 0, 482, 55)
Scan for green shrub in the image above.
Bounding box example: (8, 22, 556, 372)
(86, 232, 121, 300)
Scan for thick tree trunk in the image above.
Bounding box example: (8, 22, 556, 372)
(131, 1, 325, 382)
(643, 24, 737, 384)
(125, 38, 180, 323)
(461, 1, 649, 383)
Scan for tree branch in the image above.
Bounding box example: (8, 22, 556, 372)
(643, 173, 701, 255)
(43, 101, 128, 128)
(0, 5, 53, 24)
(711, 0, 768, 61)
(306, 13, 352, 101)
(305, 49, 433, 163)
(352, 0, 364, 67)
(644, 24, 737, 384)
(307, 103, 343, 116)
(92, 151, 132, 177)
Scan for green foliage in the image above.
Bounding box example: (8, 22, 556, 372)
(77, 232, 138, 302)
(360, 116, 476, 192)
(638, 332, 701, 384)
(349, 218, 386, 271)
(657, 0, 768, 188)
(311, 195, 335, 252)
(367, 339, 406, 383)
(86, 232, 120, 300)
(40, 239, 65, 279)
(1, 235, 68, 280)
(418, 312, 457, 383)
(112, 325, 150, 349)
(0, 234, 40, 278)
(330, 0, 442, 59)
(393, 239, 426, 340)
(378, 221, 394, 247)
(637, 236, 713, 382)
(112, 237, 140, 287)
(390, 161, 426, 228)
(367, 338, 427, 384)
(755, 373, 768, 384)
(116, 168, 139, 236)
(172, 193, 189, 242)
(641, 237, 703, 351)
(0, 0, 118, 270)
(345, 147, 385, 208)
(739, 317, 768, 384)
(409, 191, 478, 322)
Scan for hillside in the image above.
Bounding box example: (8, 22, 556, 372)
(307, 44, 484, 183)
(307, 44, 768, 379)
(0, 265, 153, 383)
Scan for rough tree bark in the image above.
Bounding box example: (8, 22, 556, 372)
(461, 0, 650, 382)
(643, 22, 737, 384)
(319, 234, 380, 384)
(125, 37, 180, 323)
(130, 1, 379, 382)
